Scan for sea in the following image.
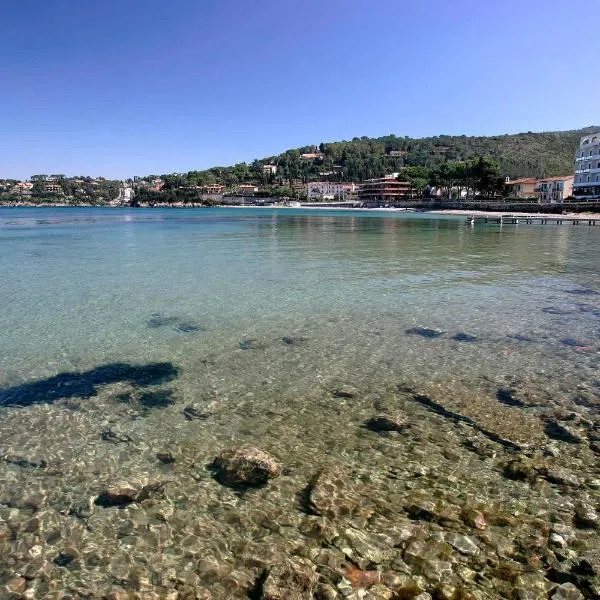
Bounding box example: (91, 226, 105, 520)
(0, 207, 598, 599)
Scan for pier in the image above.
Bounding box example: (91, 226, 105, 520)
(467, 214, 600, 226)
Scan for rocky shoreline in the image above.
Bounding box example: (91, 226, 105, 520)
(0, 368, 598, 600)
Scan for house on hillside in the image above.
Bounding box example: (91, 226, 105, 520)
(236, 184, 258, 196)
(504, 177, 538, 199)
(536, 175, 574, 204)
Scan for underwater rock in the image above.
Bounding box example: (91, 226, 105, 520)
(183, 401, 217, 420)
(260, 558, 318, 599)
(331, 385, 359, 399)
(100, 428, 133, 443)
(282, 335, 308, 346)
(452, 333, 478, 342)
(336, 528, 396, 568)
(551, 583, 584, 600)
(239, 338, 265, 350)
(544, 468, 580, 487)
(574, 502, 599, 529)
(95, 478, 164, 507)
(54, 548, 79, 567)
(405, 327, 444, 338)
(146, 314, 180, 328)
(156, 451, 176, 464)
(444, 532, 480, 556)
(212, 446, 281, 487)
(503, 456, 539, 482)
(306, 466, 359, 519)
(174, 321, 205, 333)
(1, 453, 47, 469)
(461, 508, 487, 530)
(364, 414, 409, 433)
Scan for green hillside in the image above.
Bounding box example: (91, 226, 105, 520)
(170, 126, 599, 189)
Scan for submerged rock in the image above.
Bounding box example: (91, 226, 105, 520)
(452, 332, 478, 342)
(306, 466, 359, 519)
(261, 558, 318, 599)
(551, 583, 584, 600)
(95, 478, 164, 507)
(239, 339, 265, 350)
(212, 446, 281, 487)
(544, 467, 580, 487)
(503, 456, 539, 482)
(405, 327, 444, 338)
(281, 335, 308, 346)
(364, 413, 409, 433)
(574, 501, 599, 528)
(183, 400, 218, 420)
(156, 451, 176, 464)
(331, 385, 359, 399)
(100, 427, 132, 443)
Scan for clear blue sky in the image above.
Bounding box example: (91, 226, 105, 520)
(2, 0, 598, 179)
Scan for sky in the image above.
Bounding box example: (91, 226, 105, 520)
(1, 0, 599, 180)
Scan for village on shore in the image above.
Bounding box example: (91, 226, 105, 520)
(2, 132, 599, 212)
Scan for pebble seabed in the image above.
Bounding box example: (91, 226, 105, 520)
(0, 312, 599, 600)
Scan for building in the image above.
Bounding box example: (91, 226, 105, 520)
(236, 184, 258, 196)
(200, 184, 225, 194)
(11, 182, 33, 195)
(262, 164, 277, 175)
(536, 175, 574, 204)
(306, 181, 356, 201)
(388, 150, 408, 157)
(358, 176, 413, 206)
(300, 153, 324, 161)
(43, 182, 64, 194)
(504, 177, 538, 199)
(573, 133, 600, 200)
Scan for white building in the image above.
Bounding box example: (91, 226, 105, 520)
(262, 164, 277, 175)
(573, 133, 600, 200)
(306, 181, 356, 201)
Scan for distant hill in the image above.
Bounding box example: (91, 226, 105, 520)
(174, 126, 599, 189)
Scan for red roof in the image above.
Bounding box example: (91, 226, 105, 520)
(538, 175, 574, 182)
(505, 178, 537, 185)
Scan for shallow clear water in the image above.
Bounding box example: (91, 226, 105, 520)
(0, 207, 599, 599)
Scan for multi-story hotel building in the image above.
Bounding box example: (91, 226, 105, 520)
(358, 175, 413, 207)
(573, 133, 600, 200)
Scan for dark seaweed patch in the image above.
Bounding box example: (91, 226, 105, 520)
(507, 334, 534, 342)
(139, 389, 175, 409)
(544, 422, 582, 444)
(147, 314, 179, 328)
(0, 362, 179, 407)
(282, 335, 308, 346)
(239, 339, 264, 350)
(174, 322, 205, 333)
(452, 333, 477, 342)
(405, 327, 444, 338)
(542, 307, 574, 315)
(496, 388, 525, 408)
(410, 393, 521, 450)
(561, 338, 584, 347)
(565, 288, 599, 296)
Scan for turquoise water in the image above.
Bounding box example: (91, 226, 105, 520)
(0, 207, 599, 599)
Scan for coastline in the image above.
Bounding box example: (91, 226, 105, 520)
(3, 202, 600, 220)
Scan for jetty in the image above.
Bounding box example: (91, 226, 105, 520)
(467, 214, 600, 226)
